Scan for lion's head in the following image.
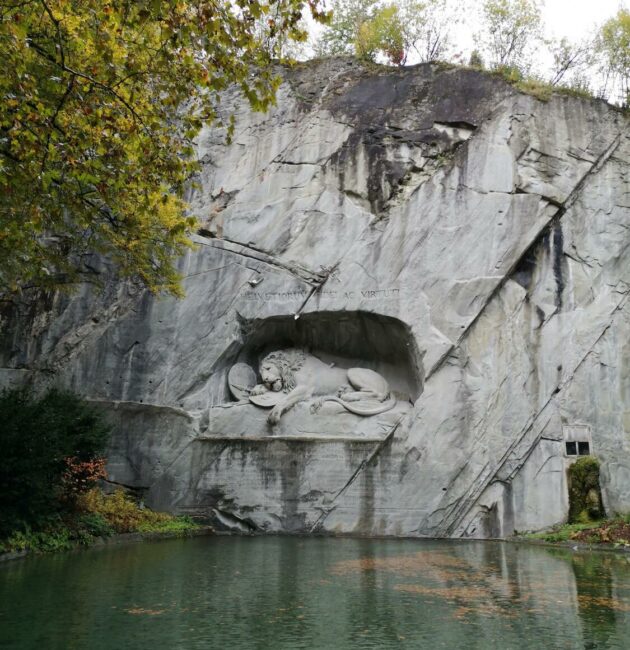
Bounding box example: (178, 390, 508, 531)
(259, 349, 305, 393)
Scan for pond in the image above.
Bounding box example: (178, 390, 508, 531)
(2, 537, 630, 649)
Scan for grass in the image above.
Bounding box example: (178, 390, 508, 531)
(524, 515, 630, 546)
(525, 521, 604, 543)
(1, 514, 113, 554)
(135, 516, 200, 535)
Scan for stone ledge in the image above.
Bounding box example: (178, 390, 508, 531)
(202, 401, 410, 441)
(197, 434, 387, 443)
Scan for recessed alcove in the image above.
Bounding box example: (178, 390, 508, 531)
(229, 310, 423, 402)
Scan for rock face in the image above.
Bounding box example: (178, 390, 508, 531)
(2, 59, 629, 537)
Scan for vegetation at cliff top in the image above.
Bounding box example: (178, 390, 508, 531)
(317, 0, 629, 107)
(0, 385, 198, 554)
(0, 0, 328, 297)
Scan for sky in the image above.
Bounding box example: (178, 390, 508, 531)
(308, 1, 629, 54)
(450, 0, 628, 55)
(542, 0, 627, 40)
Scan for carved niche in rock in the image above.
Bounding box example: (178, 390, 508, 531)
(227, 348, 397, 425)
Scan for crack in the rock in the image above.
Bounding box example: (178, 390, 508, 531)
(438, 290, 628, 537)
(194, 235, 325, 285)
(273, 159, 323, 167)
(103, 478, 149, 491)
(352, 261, 378, 284)
(425, 131, 623, 384)
(27, 289, 144, 374)
(293, 263, 341, 318)
(564, 250, 594, 268)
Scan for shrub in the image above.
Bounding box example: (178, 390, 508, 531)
(77, 488, 199, 535)
(77, 513, 114, 539)
(0, 386, 110, 536)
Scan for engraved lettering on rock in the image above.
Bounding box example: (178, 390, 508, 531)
(242, 287, 401, 303)
(360, 288, 400, 299)
(243, 290, 308, 302)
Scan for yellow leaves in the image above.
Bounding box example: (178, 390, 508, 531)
(1, 0, 327, 296)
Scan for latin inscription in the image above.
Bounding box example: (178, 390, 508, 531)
(242, 288, 400, 302)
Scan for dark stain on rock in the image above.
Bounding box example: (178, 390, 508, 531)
(283, 60, 515, 218)
(512, 226, 554, 292)
(281, 455, 307, 532)
(552, 222, 565, 309)
(357, 468, 375, 534)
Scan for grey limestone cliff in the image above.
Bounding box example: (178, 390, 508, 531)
(2, 58, 629, 537)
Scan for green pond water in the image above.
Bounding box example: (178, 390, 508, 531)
(2, 537, 630, 649)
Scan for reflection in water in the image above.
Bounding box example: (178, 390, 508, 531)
(571, 553, 625, 650)
(1, 537, 630, 649)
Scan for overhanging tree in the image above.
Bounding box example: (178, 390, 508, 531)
(0, 0, 327, 296)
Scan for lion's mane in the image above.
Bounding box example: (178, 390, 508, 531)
(261, 349, 306, 392)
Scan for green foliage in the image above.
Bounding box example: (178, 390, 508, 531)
(596, 8, 630, 106)
(316, 0, 379, 56)
(78, 512, 115, 538)
(490, 64, 595, 103)
(526, 521, 604, 543)
(355, 5, 405, 64)
(0, 385, 110, 536)
(0, 1, 327, 297)
(4, 525, 75, 553)
(478, 0, 542, 71)
(137, 515, 199, 535)
(317, 0, 456, 64)
(77, 487, 198, 535)
(493, 63, 524, 83)
(469, 50, 484, 68)
(526, 515, 630, 547)
(0, 512, 112, 553)
(0, 487, 198, 554)
(568, 456, 605, 524)
(513, 76, 553, 101)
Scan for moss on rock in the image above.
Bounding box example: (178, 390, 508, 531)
(568, 456, 605, 524)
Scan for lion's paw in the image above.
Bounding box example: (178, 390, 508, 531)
(268, 407, 282, 425)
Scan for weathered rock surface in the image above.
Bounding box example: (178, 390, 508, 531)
(2, 59, 629, 537)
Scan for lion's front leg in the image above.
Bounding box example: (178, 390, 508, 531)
(268, 386, 310, 425)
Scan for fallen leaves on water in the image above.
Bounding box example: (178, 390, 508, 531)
(328, 549, 630, 620)
(329, 551, 468, 577)
(125, 607, 166, 616)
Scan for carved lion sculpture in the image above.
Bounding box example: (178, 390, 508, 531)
(248, 348, 396, 425)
